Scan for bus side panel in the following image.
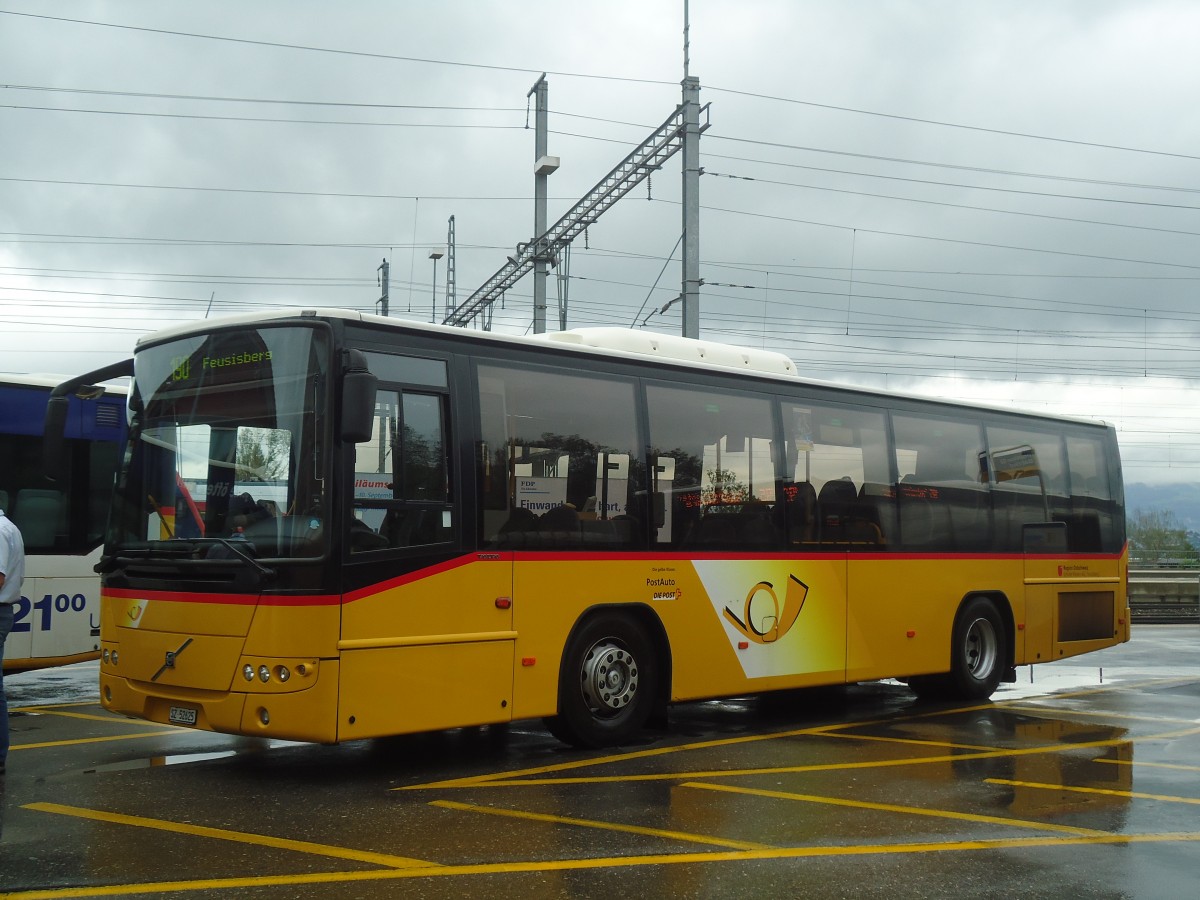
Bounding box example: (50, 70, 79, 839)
(338, 555, 515, 738)
(509, 555, 849, 721)
(1024, 551, 1128, 665)
(846, 556, 1025, 682)
(338, 642, 515, 740)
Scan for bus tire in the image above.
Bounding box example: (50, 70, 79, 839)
(545, 611, 658, 748)
(948, 596, 1006, 699)
(910, 597, 1006, 701)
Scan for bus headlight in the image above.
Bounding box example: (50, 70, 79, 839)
(238, 658, 316, 691)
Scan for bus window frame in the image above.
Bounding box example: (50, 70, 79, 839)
(342, 348, 458, 560)
(473, 354, 649, 551)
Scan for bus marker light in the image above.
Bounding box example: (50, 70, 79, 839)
(258, 665, 270, 683)
(1018, 623, 1026, 630)
(276, 666, 291, 682)
(737, 641, 749, 650)
(521, 657, 536, 666)
(907, 631, 916, 638)
(258, 708, 270, 725)
(496, 597, 512, 609)
(243, 665, 255, 682)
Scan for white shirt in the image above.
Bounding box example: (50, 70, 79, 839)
(0, 511, 25, 606)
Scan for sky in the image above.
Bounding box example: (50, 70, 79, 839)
(2, 0, 1200, 486)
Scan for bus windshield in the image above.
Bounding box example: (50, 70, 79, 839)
(107, 325, 330, 561)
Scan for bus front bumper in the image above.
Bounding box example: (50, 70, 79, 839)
(100, 662, 341, 744)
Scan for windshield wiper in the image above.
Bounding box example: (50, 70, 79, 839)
(98, 538, 276, 581)
(198, 537, 277, 579)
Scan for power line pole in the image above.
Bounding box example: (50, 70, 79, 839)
(444, 100, 707, 329)
(377, 258, 389, 316)
(428, 250, 444, 324)
(681, 74, 701, 339)
(529, 74, 557, 334)
(445, 215, 456, 324)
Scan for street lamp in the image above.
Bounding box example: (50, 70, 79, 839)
(429, 250, 444, 323)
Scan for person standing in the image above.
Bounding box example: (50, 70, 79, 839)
(0, 505, 26, 776)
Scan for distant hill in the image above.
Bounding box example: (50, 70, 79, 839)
(1125, 482, 1200, 531)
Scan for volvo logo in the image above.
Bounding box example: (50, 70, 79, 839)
(151, 637, 193, 682)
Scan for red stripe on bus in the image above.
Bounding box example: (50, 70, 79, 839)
(102, 587, 341, 607)
(341, 553, 505, 603)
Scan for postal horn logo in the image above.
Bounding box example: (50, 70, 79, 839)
(723, 574, 808, 644)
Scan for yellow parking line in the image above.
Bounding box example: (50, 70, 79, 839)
(22, 803, 438, 870)
(14, 709, 149, 724)
(820, 731, 999, 752)
(430, 799, 774, 850)
(986, 779, 1200, 806)
(682, 781, 1109, 836)
(402, 724, 838, 790)
(403, 712, 900, 792)
(11, 731, 179, 752)
(4, 832, 1200, 899)
(406, 724, 1200, 790)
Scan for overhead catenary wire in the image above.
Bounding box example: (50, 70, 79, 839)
(6, 7, 1200, 480)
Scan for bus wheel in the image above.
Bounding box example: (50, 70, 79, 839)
(947, 597, 1006, 700)
(546, 612, 658, 748)
(910, 597, 1006, 702)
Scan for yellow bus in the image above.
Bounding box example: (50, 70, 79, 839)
(48, 311, 1129, 747)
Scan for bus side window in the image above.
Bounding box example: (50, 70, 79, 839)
(987, 425, 1068, 553)
(476, 363, 642, 551)
(1064, 432, 1118, 552)
(785, 402, 892, 549)
(893, 414, 989, 552)
(351, 388, 453, 552)
(647, 384, 780, 551)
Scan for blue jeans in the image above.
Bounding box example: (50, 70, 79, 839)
(0, 602, 12, 766)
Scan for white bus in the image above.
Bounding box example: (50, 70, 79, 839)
(1, 374, 127, 671)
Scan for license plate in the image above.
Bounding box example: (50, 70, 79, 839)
(169, 706, 198, 726)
